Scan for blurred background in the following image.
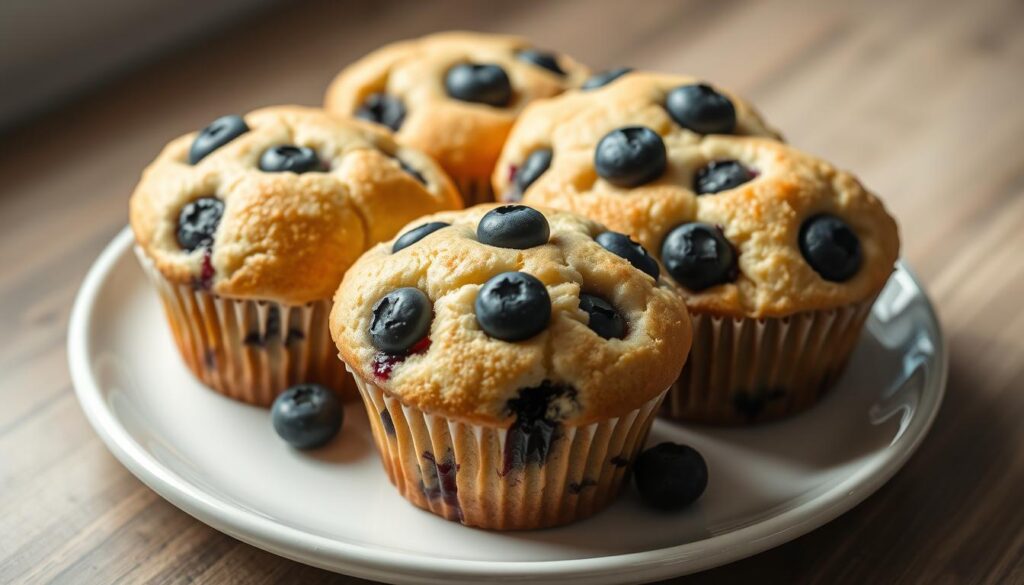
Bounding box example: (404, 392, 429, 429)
(3, 0, 1023, 583)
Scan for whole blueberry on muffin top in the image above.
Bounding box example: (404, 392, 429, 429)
(493, 71, 899, 318)
(329, 205, 692, 428)
(129, 106, 462, 306)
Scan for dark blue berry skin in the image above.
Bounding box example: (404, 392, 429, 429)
(693, 160, 755, 194)
(581, 67, 633, 91)
(189, 115, 249, 164)
(397, 159, 426, 185)
(259, 145, 321, 174)
(517, 49, 565, 76)
(271, 384, 343, 450)
(445, 63, 513, 107)
(634, 442, 708, 511)
(475, 272, 551, 342)
(369, 288, 433, 353)
(661, 222, 737, 291)
(176, 197, 224, 252)
(513, 149, 553, 193)
(579, 294, 626, 339)
(595, 231, 660, 280)
(392, 222, 449, 253)
(799, 214, 862, 282)
(355, 93, 406, 131)
(595, 126, 667, 187)
(502, 381, 577, 475)
(477, 205, 550, 249)
(665, 84, 736, 135)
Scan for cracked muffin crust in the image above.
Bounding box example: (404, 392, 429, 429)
(130, 105, 462, 306)
(493, 71, 898, 318)
(324, 31, 589, 205)
(330, 204, 692, 427)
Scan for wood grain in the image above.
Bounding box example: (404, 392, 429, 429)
(2, 0, 1023, 582)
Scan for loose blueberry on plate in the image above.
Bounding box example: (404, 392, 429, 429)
(665, 83, 736, 135)
(392, 222, 449, 253)
(693, 160, 755, 194)
(634, 442, 708, 511)
(799, 214, 862, 282)
(259, 145, 321, 174)
(370, 287, 433, 353)
(189, 114, 249, 164)
(475, 272, 551, 341)
(445, 63, 513, 107)
(513, 149, 553, 193)
(355, 92, 406, 131)
(661, 222, 737, 291)
(594, 126, 667, 187)
(271, 383, 343, 450)
(579, 294, 626, 339)
(581, 67, 633, 90)
(477, 205, 550, 249)
(176, 197, 224, 252)
(516, 49, 565, 76)
(397, 158, 427, 185)
(595, 231, 660, 280)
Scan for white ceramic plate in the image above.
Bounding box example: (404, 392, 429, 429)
(69, 228, 946, 585)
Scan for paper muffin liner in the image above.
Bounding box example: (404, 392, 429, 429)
(664, 296, 876, 425)
(350, 370, 665, 530)
(136, 247, 354, 406)
(455, 176, 496, 206)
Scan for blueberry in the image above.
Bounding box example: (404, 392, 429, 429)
(397, 158, 426, 185)
(271, 384, 343, 450)
(661, 222, 737, 291)
(693, 160, 755, 194)
(594, 126, 667, 187)
(259, 145, 321, 174)
(392, 222, 449, 253)
(369, 288, 433, 353)
(595, 231, 660, 280)
(475, 272, 551, 342)
(634, 442, 708, 511)
(579, 294, 626, 339)
(355, 92, 406, 131)
(176, 197, 224, 252)
(581, 67, 633, 91)
(799, 214, 862, 282)
(189, 114, 249, 164)
(477, 205, 550, 249)
(445, 63, 513, 107)
(517, 49, 565, 76)
(513, 148, 552, 193)
(502, 381, 576, 475)
(665, 83, 736, 135)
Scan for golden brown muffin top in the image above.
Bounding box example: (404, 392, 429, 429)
(324, 31, 589, 185)
(493, 72, 899, 317)
(130, 105, 462, 305)
(330, 205, 692, 427)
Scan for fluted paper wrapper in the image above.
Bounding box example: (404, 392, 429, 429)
(665, 297, 876, 424)
(136, 247, 354, 406)
(351, 371, 665, 530)
(456, 177, 495, 207)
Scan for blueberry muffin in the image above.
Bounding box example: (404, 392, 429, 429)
(130, 106, 461, 406)
(494, 72, 900, 424)
(324, 31, 589, 206)
(329, 204, 692, 529)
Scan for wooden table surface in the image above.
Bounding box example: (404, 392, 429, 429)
(3, 0, 1023, 582)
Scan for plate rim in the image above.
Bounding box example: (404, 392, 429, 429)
(68, 227, 947, 584)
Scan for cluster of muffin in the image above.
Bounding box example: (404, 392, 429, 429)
(129, 31, 899, 530)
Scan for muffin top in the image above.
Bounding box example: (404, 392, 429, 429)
(323, 31, 589, 183)
(493, 71, 899, 318)
(130, 106, 462, 305)
(330, 204, 692, 427)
